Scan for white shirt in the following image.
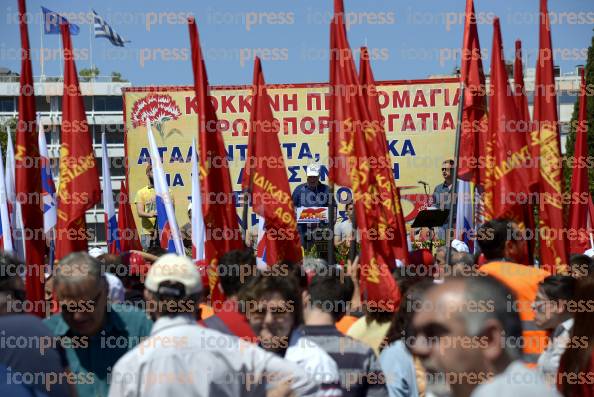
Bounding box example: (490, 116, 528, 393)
(285, 335, 342, 396)
(537, 318, 574, 383)
(471, 361, 561, 397)
(108, 315, 319, 397)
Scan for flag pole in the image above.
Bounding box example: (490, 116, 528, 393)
(327, 182, 335, 266)
(40, 12, 45, 81)
(445, 84, 465, 266)
(349, 206, 357, 262)
(241, 188, 250, 246)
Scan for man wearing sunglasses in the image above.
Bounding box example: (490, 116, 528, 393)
(44, 252, 153, 397)
(410, 275, 560, 397)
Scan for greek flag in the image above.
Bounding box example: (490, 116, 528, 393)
(41, 7, 79, 35)
(93, 10, 128, 47)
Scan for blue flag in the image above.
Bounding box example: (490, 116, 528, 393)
(41, 7, 79, 35)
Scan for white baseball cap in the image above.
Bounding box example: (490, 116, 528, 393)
(584, 248, 594, 258)
(88, 247, 107, 258)
(451, 239, 470, 253)
(306, 163, 320, 177)
(145, 254, 202, 297)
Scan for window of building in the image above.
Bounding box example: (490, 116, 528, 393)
(0, 97, 15, 112)
(93, 96, 123, 112)
(93, 124, 125, 144)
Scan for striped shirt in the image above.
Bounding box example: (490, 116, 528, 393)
(300, 325, 389, 397)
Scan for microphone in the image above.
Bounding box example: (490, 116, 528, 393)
(417, 180, 428, 186)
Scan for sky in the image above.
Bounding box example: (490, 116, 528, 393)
(1, 0, 592, 86)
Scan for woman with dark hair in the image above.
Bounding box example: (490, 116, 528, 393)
(380, 279, 433, 397)
(534, 276, 576, 383)
(557, 276, 594, 397)
(239, 265, 342, 396)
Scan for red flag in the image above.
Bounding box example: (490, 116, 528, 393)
(485, 18, 535, 265)
(55, 23, 101, 261)
(16, 0, 45, 316)
(328, 0, 355, 187)
(513, 39, 537, 265)
(458, 0, 489, 187)
(188, 18, 243, 302)
(513, 40, 531, 126)
(531, 0, 568, 273)
(359, 47, 409, 265)
(244, 57, 302, 264)
(117, 180, 142, 252)
(568, 69, 591, 254)
(328, 1, 401, 311)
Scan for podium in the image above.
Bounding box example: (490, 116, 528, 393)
(411, 208, 449, 251)
(297, 207, 330, 258)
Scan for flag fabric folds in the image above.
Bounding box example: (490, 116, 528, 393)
(188, 17, 243, 299)
(359, 46, 409, 265)
(55, 22, 101, 261)
(17, 0, 46, 316)
(190, 138, 206, 261)
(146, 121, 185, 255)
(41, 7, 79, 35)
(101, 133, 120, 254)
(117, 179, 142, 252)
(328, 0, 354, 188)
(6, 125, 26, 261)
(485, 18, 534, 218)
(328, 0, 401, 312)
(513, 40, 531, 129)
(455, 179, 474, 251)
(38, 124, 57, 234)
(93, 10, 129, 47)
(244, 57, 302, 265)
(0, 143, 14, 253)
(458, 0, 488, 187)
(531, 0, 568, 273)
(568, 69, 592, 254)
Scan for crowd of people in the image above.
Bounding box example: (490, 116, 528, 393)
(1, 217, 594, 397)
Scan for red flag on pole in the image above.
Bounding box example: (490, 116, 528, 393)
(328, 0, 354, 188)
(359, 47, 409, 265)
(16, 0, 45, 316)
(117, 180, 142, 252)
(513, 39, 537, 265)
(513, 40, 531, 127)
(485, 18, 536, 265)
(568, 69, 591, 254)
(458, 0, 488, 187)
(55, 23, 101, 261)
(244, 57, 302, 265)
(531, 0, 568, 273)
(188, 18, 243, 300)
(328, 0, 401, 311)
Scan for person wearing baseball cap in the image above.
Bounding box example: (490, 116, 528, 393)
(291, 162, 335, 251)
(109, 254, 319, 397)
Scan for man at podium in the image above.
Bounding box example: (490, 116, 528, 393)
(433, 159, 455, 239)
(291, 163, 334, 250)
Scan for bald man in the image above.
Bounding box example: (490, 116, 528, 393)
(410, 276, 559, 397)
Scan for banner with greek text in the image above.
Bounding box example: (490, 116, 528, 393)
(124, 78, 459, 232)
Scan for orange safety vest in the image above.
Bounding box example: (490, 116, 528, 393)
(480, 261, 550, 365)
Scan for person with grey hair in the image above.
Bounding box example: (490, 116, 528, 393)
(109, 254, 320, 397)
(44, 252, 153, 397)
(410, 275, 560, 397)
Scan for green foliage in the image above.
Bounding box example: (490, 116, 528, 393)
(0, 118, 16, 159)
(563, 33, 594, 194)
(111, 71, 127, 82)
(79, 67, 100, 82)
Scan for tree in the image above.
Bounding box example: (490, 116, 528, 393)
(0, 118, 16, 159)
(111, 71, 127, 82)
(79, 67, 100, 82)
(564, 31, 594, 194)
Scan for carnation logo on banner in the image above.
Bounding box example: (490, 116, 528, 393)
(131, 94, 183, 141)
